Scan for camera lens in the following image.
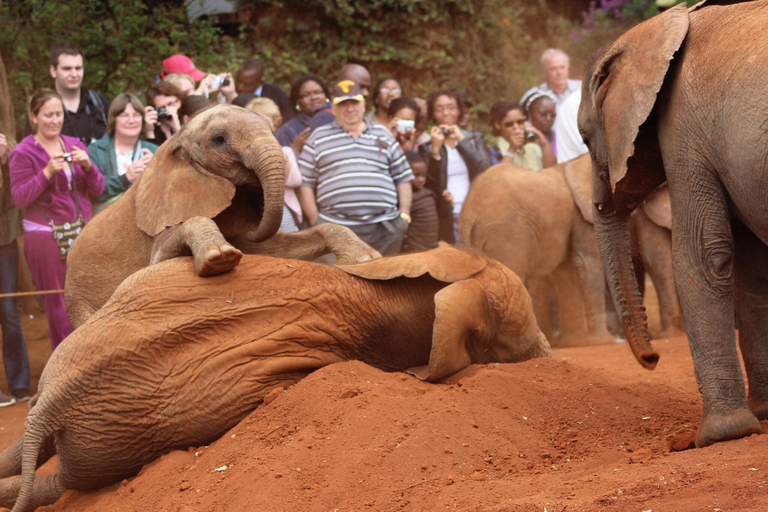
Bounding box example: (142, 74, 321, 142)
(222, 78, 230, 87)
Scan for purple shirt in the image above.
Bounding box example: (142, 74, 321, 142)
(9, 134, 104, 227)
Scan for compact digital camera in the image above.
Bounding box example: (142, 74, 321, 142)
(210, 76, 231, 89)
(156, 107, 172, 123)
(396, 119, 415, 133)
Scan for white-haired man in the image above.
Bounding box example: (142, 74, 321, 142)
(521, 49, 582, 111)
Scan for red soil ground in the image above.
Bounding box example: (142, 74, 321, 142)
(1, 293, 767, 511)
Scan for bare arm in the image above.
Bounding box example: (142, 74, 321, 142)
(397, 181, 412, 216)
(298, 186, 320, 226)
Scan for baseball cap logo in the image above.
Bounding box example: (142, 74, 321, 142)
(337, 80, 355, 93)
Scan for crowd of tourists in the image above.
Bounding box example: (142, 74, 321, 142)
(0, 43, 589, 406)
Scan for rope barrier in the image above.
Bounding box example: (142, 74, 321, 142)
(0, 289, 64, 298)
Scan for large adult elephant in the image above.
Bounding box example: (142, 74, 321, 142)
(65, 104, 377, 328)
(578, 0, 768, 447)
(0, 246, 549, 511)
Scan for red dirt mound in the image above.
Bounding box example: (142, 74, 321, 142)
(32, 338, 767, 512)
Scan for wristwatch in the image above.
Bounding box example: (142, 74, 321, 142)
(399, 212, 412, 224)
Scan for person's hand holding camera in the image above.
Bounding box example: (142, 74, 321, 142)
(124, 148, 153, 183)
(219, 73, 236, 102)
(69, 147, 92, 171)
(524, 124, 549, 148)
(43, 153, 71, 180)
(143, 106, 159, 138)
(440, 124, 465, 142)
(430, 125, 446, 156)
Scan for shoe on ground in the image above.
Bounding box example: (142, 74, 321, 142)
(0, 392, 16, 407)
(12, 389, 32, 401)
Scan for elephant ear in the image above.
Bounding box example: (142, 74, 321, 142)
(337, 243, 487, 283)
(135, 138, 236, 236)
(563, 154, 594, 224)
(586, 3, 689, 193)
(407, 279, 492, 382)
(642, 185, 672, 230)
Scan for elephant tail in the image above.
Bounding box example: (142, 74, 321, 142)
(12, 395, 58, 512)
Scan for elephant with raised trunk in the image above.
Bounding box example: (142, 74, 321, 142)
(0, 245, 550, 511)
(65, 104, 378, 328)
(579, 0, 768, 447)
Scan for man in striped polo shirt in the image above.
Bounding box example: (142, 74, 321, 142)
(298, 80, 414, 256)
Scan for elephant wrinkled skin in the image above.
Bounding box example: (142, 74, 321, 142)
(579, 0, 768, 446)
(459, 155, 613, 347)
(65, 104, 379, 329)
(0, 245, 550, 511)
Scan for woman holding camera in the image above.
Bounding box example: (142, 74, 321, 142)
(419, 88, 490, 244)
(145, 81, 185, 146)
(9, 89, 104, 350)
(488, 101, 555, 170)
(87, 93, 159, 213)
(387, 96, 421, 153)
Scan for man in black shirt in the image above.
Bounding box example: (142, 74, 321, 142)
(25, 44, 110, 146)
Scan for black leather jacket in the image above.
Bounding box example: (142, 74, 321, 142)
(419, 128, 491, 244)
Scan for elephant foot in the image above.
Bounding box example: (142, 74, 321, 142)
(195, 243, 243, 277)
(747, 395, 768, 421)
(696, 408, 762, 448)
(334, 240, 381, 265)
(0, 475, 20, 509)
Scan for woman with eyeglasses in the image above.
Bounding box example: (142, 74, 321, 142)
(87, 93, 159, 213)
(275, 75, 330, 156)
(367, 77, 404, 127)
(419, 88, 491, 245)
(488, 101, 556, 170)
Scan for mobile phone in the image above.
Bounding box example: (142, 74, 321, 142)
(524, 130, 536, 143)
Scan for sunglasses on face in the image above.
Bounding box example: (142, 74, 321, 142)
(380, 88, 401, 95)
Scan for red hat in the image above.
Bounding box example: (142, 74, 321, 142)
(161, 54, 206, 81)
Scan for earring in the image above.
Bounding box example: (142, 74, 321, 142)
(295, 105, 300, 112)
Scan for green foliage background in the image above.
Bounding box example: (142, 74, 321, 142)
(0, 0, 692, 136)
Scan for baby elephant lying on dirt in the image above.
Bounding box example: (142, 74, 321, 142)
(0, 244, 550, 511)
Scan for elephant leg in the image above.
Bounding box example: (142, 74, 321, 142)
(669, 176, 760, 447)
(635, 208, 682, 337)
(548, 262, 586, 346)
(732, 222, 768, 420)
(241, 224, 380, 265)
(150, 217, 243, 276)
(0, 435, 56, 479)
(528, 277, 558, 343)
(0, 474, 66, 511)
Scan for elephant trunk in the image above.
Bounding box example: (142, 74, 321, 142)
(244, 140, 288, 243)
(594, 208, 659, 369)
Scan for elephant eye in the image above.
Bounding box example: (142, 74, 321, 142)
(212, 132, 228, 145)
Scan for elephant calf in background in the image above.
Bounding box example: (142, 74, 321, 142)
(0, 245, 550, 511)
(459, 154, 682, 346)
(65, 104, 379, 329)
